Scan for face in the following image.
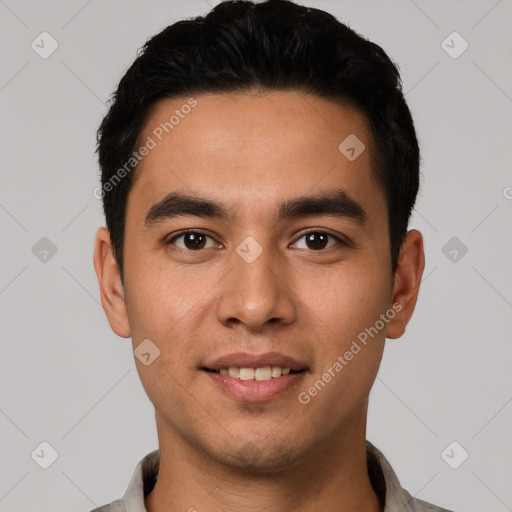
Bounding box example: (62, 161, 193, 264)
(96, 91, 419, 471)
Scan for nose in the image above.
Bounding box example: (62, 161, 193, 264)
(215, 240, 297, 332)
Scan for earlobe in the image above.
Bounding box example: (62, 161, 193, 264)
(386, 229, 425, 340)
(93, 227, 131, 338)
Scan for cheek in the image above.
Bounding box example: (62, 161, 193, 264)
(124, 268, 200, 409)
(296, 265, 389, 423)
(297, 257, 391, 407)
(123, 256, 218, 383)
(123, 255, 197, 339)
(299, 258, 391, 341)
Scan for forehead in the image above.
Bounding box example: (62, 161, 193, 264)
(129, 91, 385, 226)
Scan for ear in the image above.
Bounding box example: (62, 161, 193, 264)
(93, 227, 131, 338)
(385, 229, 425, 339)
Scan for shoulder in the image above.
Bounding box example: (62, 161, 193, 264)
(87, 449, 159, 512)
(365, 440, 455, 512)
(402, 491, 456, 512)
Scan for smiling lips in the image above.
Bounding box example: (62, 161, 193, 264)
(218, 366, 291, 381)
(203, 352, 308, 401)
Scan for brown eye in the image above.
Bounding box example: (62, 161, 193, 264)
(293, 231, 345, 251)
(305, 232, 328, 250)
(167, 231, 216, 250)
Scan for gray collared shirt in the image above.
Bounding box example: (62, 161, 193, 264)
(90, 441, 454, 512)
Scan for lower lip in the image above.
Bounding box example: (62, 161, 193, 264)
(204, 370, 306, 402)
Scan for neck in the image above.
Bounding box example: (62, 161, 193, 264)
(145, 410, 382, 512)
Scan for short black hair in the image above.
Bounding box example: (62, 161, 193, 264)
(96, 0, 420, 280)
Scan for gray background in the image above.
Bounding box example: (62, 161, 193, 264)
(1, 0, 511, 510)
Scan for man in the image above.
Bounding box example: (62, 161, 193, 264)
(92, 1, 454, 510)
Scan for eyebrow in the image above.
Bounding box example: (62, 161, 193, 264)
(144, 188, 367, 227)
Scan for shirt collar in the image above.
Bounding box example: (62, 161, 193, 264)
(122, 441, 419, 512)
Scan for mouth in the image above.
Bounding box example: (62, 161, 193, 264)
(203, 366, 304, 380)
(202, 352, 308, 402)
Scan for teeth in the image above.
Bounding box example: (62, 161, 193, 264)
(255, 367, 272, 381)
(271, 366, 282, 377)
(239, 368, 255, 380)
(228, 367, 240, 378)
(219, 366, 293, 380)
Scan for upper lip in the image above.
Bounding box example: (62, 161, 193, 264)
(204, 352, 308, 371)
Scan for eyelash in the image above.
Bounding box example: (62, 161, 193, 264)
(166, 229, 347, 251)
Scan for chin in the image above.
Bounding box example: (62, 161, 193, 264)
(207, 435, 305, 474)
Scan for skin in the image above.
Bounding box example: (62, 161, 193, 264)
(94, 91, 424, 512)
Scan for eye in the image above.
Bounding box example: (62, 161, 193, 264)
(292, 231, 346, 251)
(166, 230, 218, 251)
(166, 229, 346, 252)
